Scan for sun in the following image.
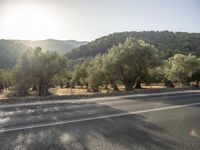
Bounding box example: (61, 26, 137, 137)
(0, 2, 61, 40)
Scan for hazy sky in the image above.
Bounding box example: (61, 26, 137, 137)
(0, 0, 199, 41)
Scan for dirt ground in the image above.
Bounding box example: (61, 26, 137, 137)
(48, 84, 165, 96)
(0, 84, 166, 99)
(0, 90, 11, 100)
(2, 83, 191, 102)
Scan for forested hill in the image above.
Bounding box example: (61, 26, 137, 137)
(0, 39, 87, 69)
(0, 40, 27, 69)
(17, 39, 88, 53)
(67, 31, 200, 59)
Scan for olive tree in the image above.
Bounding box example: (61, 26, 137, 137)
(86, 55, 105, 92)
(0, 69, 12, 90)
(14, 47, 67, 96)
(51, 69, 70, 88)
(102, 37, 161, 91)
(70, 60, 89, 88)
(165, 54, 199, 85)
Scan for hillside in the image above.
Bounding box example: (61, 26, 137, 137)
(0, 39, 88, 69)
(17, 39, 88, 53)
(0, 40, 27, 69)
(67, 31, 200, 59)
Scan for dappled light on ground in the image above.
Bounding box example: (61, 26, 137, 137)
(189, 129, 200, 139)
(0, 92, 200, 149)
(48, 85, 166, 96)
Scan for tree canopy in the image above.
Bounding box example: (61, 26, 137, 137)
(13, 47, 67, 96)
(102, 37, 162, 91)
(67, 31, 200, 59)
(164, 54, 199, 84)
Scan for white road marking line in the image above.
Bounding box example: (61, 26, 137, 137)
(0, 90, 199, 108)
(0, 101, 200, 133)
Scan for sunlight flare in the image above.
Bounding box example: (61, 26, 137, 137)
(0, 2, 61, 40)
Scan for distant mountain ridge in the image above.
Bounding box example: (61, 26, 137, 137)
(15, 39, 88, 53)
(0, 39, 88, 69)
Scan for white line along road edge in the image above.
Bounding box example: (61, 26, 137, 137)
(0, 90, 199, 108)
(0, 101, 200, 133)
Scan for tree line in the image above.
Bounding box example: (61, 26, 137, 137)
(0, 37, 200, 96)
(67, 31, 200, 59)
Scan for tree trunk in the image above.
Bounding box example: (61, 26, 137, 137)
(0, 84, 4, 90)
(164, 80, 174, 88)
(135, 80, 142, 89)
(65, 82, 70, 88)
(85, 83, 88, 89)
(60, 83, 64, 88)
(105, 82, 108, 89)
(32, 85, 37, 91)
(124, 81, 134, 91)
(19, 89, 28, 96)
(38, 81, 49, 96)
(111, 82, 119, 91)
(196, 80, 199, 89)
(92, 87, 99, 92)
(185, 81, 190, 86)
(70, 83, 75, 88)
(16, 83, 30, 96)
(197, 80, 199, 86)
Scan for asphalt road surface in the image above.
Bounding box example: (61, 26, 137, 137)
(0, 91, 200, 150)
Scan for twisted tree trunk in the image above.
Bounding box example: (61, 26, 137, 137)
(196, 80, 199, 89)
(111, 82, 119, 91)
(38, 80, 49, 96)
(124, 80, 134, 91)
(135, 80, 142, 89)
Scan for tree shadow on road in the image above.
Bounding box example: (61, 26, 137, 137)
(0, 99, 185, 150)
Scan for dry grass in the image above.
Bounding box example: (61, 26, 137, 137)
(0, 90, 11, 100)
(48, 84, 166, 96)
(49, 87, 90, 96)
(0, 83, 168, 98)
(142, 85, 165, 89)
(0, 86, 193, 104)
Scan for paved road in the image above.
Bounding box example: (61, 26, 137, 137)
(0, 91, 200, 150)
